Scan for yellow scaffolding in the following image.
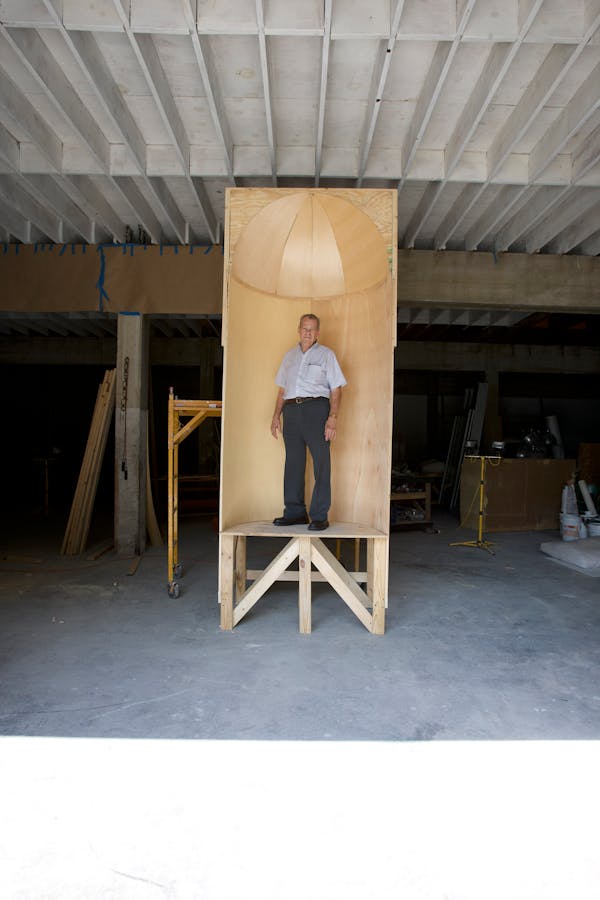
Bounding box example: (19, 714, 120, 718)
(167, 388, 222, 597)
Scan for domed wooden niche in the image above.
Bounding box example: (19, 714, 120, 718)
(231, 192, 390, 299)
(221, 188, 397, 533)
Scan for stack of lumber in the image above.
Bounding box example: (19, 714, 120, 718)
(61, 369, 116, 556)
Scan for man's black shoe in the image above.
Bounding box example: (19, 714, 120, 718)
(308, 520, 329, 531)
(273, 514, 309, 526)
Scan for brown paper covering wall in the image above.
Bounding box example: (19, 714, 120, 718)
(0, 244, 224, 314)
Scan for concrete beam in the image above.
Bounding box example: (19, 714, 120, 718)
(397, 250, 600, 313)
(394, 340, 600, 375)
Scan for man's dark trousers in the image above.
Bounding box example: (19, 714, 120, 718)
(282, 397, 330, 522)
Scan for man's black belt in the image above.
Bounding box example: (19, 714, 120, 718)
(284, 396, 326, 405)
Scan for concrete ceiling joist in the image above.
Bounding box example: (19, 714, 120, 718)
(0, 63, 62, 173)
(495, 185, 568, 252)
(433, 9, 600, 249)
(0, 1, 598, 260)
(255, 0, 276, 186)
(526, 189, 600, 253)
(111, 176, 163, 244)
(21, 174, 94, 242)
(109, 0, 216, 242)
(179, 0, 235, 186)
(407, 0, 546, 249)
(0, 174, 62, 241)
(464, 185, 530, 252)
(314, 0, 332, 186)
(356, 0, 406, 186)
(60, 175, 125, 242)
(37, 0, 208, 244)
(1, 25, 111, 173)
(545, 200, 600, 255)
(0, 202, 31, 243)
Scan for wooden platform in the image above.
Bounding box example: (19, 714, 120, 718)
(219, 522, 388, 635)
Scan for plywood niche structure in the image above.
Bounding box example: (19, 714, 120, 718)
(219, 188, 397, 633)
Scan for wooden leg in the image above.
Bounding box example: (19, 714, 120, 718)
(371, 537, 388, 635)
(366, 538, 374, 604)
(298, 536, 312, 634)
(220, 533, 235, 630)
(234, 535, 247, 602)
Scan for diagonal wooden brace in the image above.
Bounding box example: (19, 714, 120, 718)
(310, 537, 374, 632)
(232, 537, 300, 627)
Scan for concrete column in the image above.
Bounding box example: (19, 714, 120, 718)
(115, 312, 149, 555)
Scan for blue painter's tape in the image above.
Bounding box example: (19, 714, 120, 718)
(95, 246, 110, 312)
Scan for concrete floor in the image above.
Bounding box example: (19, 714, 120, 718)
(1, 511, 599, 897)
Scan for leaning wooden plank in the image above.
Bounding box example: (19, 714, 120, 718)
(61, 380, 103, 554)
(233, 538, 299, 626)
(76, 371, 115, 553)
(310, 538, 373, 632)
(70, 371, 112, 553)
(73, 374, 111, 553)
(62, 370, 116, 555)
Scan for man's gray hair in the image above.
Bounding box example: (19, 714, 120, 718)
(299, 313, 320, 329)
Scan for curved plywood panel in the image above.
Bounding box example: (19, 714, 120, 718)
(231, 192, 389, 299)
(220, 279, 394, 532)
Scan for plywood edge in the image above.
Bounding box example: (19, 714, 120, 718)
(220, 521, 387, 538)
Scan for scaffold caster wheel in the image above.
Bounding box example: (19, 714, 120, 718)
(167, 581, 180, 599)
(174, 562, 183, 579)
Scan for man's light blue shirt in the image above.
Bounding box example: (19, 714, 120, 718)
(275, 342, 347, 400)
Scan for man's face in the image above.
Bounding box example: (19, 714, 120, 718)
(298, 317, 319, 352)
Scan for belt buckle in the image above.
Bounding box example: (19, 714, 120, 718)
(295, 397, 303, 404)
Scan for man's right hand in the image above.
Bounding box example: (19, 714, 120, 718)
(271, 416, 281, 439)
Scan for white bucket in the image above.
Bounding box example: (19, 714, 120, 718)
(587, 520, 600, 537)
(560, 513, 581, 541)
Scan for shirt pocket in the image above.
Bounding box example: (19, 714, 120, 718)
(307, 364, 325, 386)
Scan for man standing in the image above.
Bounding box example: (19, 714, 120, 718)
(270, 314, 346, 531)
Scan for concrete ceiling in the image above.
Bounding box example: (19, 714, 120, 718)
(0, 0, 599, 257)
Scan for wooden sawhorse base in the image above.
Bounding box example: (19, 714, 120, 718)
(219, 522, 389, 634)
